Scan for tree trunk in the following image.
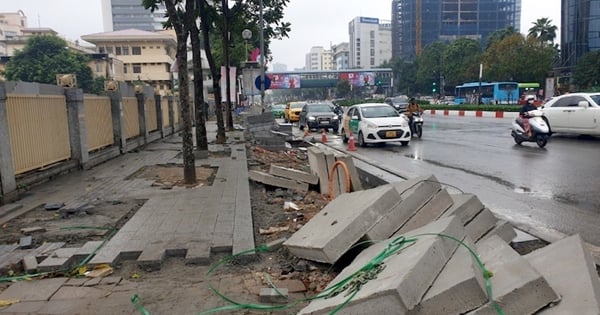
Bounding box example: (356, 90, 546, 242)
(188, 0, 208, 152)
(222, 0, 234, 131)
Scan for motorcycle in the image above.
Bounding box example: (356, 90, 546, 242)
(408, 111, 424, 138)
(511, 109, 551, 148)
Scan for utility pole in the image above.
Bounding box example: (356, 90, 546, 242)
(222, 0, 233, 130)
(259, 0, 266, 108)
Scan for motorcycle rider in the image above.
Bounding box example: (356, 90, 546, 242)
(406, 97, 423, 134)
(519, 95, 538, 137)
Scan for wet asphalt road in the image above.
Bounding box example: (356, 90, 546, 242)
(301, 115, 600, 247)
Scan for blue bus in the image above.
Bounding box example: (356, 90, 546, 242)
(454, 82, 520, 105)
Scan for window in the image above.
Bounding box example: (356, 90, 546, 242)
(115, 47, 122, 55)
(132, 46, 141, 55)
(133, 63, 142, 74)
(99, 47, 106, 53)
(123, 65, 128, 73)
(122, 47, 130, 55)
(106, 47, 113, 54)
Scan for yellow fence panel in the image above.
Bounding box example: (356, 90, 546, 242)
(7, 94, 71, 175)
(161, 98, 170, 127)
(123, 97, 140, 139)
(84, 96, 114, 152)
(173, 99, 179, 125)
(146, 98, 158, 132)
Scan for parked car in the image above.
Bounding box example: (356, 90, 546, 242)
(541, 93, 600, 136)
(268, 103, 286, 118)
(298, 102, 340, 132)
(284, 101, 306, 123)
(341, 103, 412, 146)
(384, 95, 410, 112)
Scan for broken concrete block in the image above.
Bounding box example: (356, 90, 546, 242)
(37, 248, 79, 272)
(468, 236, 560, 315)
(269, 165, 319, 185)
(525, 234, 600, 314)
(366, 175, 441, 241)
(249, 170, 309, 192)
(307, 146, 329, 194)
(19, 236, 33, 249)
(409, 237, 487, 315)
(442, 193, 485, 224)
(397, 188, 453, 235)
(23, 255, 38, 273)
(259, 288, 289, 304)
(465, 208, 497, 242)
(323, 151, 342, 197)
(284, 185, 401, 264)
(298, 216, 465, 315)
(20, 227, 46, 235)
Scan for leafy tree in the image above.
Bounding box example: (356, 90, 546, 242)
(485, 26, 518, 50)
(482, 34, 554, 83)
(336, 79, 350, 98)
(382, 57, 417, 96)
(416, 42, 446, 95)
(143, 0, 196, 184)
(573, 50, 600, 90)
(4, 35, 101, 94)
(528, 17, 558, 46)
(442, 38, 482, 88)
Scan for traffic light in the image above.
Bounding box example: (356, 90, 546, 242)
(432, 82, 437, 93)
(376, 80, 382, 86)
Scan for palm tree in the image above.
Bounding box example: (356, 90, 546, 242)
(528, 17, 558, 46)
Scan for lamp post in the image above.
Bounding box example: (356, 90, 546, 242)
(242, 29, 252, 62)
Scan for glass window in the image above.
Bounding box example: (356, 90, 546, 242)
(122, 47, 129, 55)
(123, 65, 128, 73)
(133, 63, 142, 74)
(132, 46, 141, 55)
(115, 47, 122, 55)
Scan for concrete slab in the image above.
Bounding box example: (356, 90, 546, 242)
(269, 164, 319, 184)
(23, 255, 38, 273)
(185, 240, 211, 265)
(366, 175, 442, 241)
(137, 241, 167, 271)
(408, 238, 487, 315)
(468, 236, 559, 315)
(249, 170, 309, 192)
(465, 208, 497, 242)
(37, 248, 79, 272)
(283, 184, 401, 264)
(442, 193, 485, 224)
(323, 151, 342, 197)
(298, 216, 465, 315)
(0, 277, 67, 302)
(480, 220, 516, 243)
(307, 146, 329, 194)
(397, 188, 453, 235)
(50, 286, 108, 300)
(525, 234, 600, 314)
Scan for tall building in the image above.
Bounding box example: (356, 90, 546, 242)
(304, 46, 333, 70)
(349, 17, 392, 68)
(101, 0, 167, 32)
(332, 42, 350, 70)
(561, 0, 600, 69)
(0, 11, 27, 55)
(392, 0, 521, 61)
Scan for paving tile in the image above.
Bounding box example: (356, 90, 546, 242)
(50, 286, 108, 300)
(0, 278, 67, 302)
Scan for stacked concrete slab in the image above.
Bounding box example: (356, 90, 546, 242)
(306, 145, 363, 197)
(243, 112, 286, 151)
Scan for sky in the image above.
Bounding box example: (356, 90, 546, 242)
(1, 0, 561, 70)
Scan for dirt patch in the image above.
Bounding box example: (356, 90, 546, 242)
(127, 164, 217, 188)
(0, 199, 144, 248)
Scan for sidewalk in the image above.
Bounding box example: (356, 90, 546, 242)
(0, 120, 254, 268)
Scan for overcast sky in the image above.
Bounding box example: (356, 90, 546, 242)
(2, 0, 561, 70)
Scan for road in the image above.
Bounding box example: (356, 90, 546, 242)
(297, 115, 600, 248)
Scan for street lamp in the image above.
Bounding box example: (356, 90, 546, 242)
(242, 29, 252, 62)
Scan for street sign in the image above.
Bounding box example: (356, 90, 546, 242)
(255, 75, 271, 90)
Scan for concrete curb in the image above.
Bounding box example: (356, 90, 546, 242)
(425, 109, 518, 119)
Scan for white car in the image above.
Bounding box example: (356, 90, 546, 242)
(341, 103, 412, 146)
(541, 93, 600, 136)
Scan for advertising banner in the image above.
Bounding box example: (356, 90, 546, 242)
(269, 74, 301, 89)
(220, 66, 237, 102)
(339, 72, 375, 87)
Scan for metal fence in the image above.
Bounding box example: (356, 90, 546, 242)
(6, 94, 71, 175)
(84, 96, 114, 152)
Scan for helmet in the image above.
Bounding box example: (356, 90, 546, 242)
(526, 95, 535, 104)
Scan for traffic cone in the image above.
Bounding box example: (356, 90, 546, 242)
(321, 129, 328, 143)
(347, 131, 357, 151)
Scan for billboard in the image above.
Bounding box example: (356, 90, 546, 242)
(268, 74, 301, 89)
(339, 72, 375, 87)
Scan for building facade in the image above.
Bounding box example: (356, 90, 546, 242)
(332, 42, 350, 70)
(392, 0, 521, 61)
(304, 46, 333, 71)
(101, 0, 167, 32)
(349, 17, 392, 69)
(0, 11, 27, 55)
(561, 0, 600, 69)
(82, 29, 176, 94)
